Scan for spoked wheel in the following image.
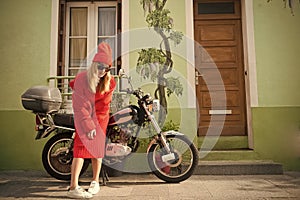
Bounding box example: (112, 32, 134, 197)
(42, 132, 90, 180)
(148, 135, 199, 183)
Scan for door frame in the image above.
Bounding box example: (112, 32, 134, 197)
(187, 0, 257, 149)
(240, 0, 258, 149)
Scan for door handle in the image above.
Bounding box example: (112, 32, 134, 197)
(195, 71, 203, 85)
(195, 71, 203, 77)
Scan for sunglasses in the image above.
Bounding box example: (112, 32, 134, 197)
(97, 63, 111, 72)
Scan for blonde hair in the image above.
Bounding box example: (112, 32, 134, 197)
(87, 62, 111, 94)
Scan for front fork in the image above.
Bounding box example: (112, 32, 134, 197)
(143, 103, 171, 154)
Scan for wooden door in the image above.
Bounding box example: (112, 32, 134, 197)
(194, 0, 247, 136)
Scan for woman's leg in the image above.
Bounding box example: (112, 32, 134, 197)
(91, 158, 102, 182)
(70, 158, 84, 189)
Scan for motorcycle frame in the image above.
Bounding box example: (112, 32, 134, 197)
(34, 89, 175, 159)
(35, 112, 75, 139)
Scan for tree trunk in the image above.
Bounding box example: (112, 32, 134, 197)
(155, 28, 172, 125)
(155, 69, 168, 126)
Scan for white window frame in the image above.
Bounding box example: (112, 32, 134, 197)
(65, 1, 118, 76)
(50, 0, 59, 79)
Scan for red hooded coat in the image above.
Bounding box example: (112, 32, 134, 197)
(70, 71, 116, 158)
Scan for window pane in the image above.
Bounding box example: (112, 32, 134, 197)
(98, 7, 116, 36)
(70, 7, 87, 36)
(198, 2, 235, 14)
(69, 38, 87, 75)
(98, 37, 116, 74)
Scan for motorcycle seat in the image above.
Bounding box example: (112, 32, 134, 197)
(53, 113, 74, 128)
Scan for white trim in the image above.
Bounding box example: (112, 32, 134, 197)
(121, 0, 130, 73)
(241, 0, 258, 107)
(50, 0, 59, 80)
(241, 0, 257, 149)
(90, 3, 96, 58)
(186, 0, 196, 108)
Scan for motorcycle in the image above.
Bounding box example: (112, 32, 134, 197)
(21, 71, 199, 183)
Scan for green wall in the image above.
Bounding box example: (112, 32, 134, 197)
(0, 0, 299, 171)
(0, 0, 197, 171)
(0, 0, 51, 110)
(253, 0, 300, 106)
(253, 0, 300, 170)
(0, 0, 52, 170)
(252, 107, 300, 170)
(0, 111, 46, 170)
(128, 0, 197, 141)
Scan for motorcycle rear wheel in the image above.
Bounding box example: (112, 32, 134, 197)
(147, 135, 199, 183)
(42, 132, 90, 181)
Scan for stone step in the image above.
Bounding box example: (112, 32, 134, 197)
(196, 150, 283, 175)
(199, 150, 261, 161)
(121, 150, 283, 175)
(194, 160, 283, 175)
(197, 136, 249, 150)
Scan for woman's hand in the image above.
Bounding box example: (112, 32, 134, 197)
(87, 129, 96, 140)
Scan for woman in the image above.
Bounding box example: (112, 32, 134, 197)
(67, 42, 116, 199)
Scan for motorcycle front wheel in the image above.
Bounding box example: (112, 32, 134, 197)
(42, 132, 90, 181)
(147, 135, 199, 183)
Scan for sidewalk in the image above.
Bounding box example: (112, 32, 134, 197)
(0, 170, 299, 199)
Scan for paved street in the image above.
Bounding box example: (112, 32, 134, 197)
(0, 170, 299, 199)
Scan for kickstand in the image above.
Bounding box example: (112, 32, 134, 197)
(100, 165, 109, 186)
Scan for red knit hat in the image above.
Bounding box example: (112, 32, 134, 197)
(92, 42, 112, 66)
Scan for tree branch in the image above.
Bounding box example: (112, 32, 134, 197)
(160, 0, 167, 10)
(159, 33, 173, 74)
(154, 88, 159, 99)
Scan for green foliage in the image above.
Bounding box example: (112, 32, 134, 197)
(136, 48, 183, 97)
(136, 48, 165, 81)
(162, 120, 180, 131)
(267, 0, 300, 15)
(146, 9, 173, 31)
(166, 77, 183, 97)
(137, 0, 184, 122)
(136, 48, 166, 65)
(170, 31, 184, 46)
(140, 0, 164, 15)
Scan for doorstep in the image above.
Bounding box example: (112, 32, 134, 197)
(194, 160, 283, 175)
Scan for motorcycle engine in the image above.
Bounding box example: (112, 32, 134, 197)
(106, 125, 133, 157)
(108, 125, 132, 144)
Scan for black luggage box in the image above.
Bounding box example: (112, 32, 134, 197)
(21, 86, 62, 113)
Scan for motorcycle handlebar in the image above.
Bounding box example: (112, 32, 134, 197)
(126, 88, 149, 101)
(120, 73, 150, 102)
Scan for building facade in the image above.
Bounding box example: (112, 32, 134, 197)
(0, 0, 299, 171)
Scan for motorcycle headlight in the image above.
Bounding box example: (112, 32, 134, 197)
(152, 99, 160, 112)
(148, 99, 159, 112)
(147, 104, 153, 112)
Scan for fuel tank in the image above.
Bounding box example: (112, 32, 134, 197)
(108, 105, 139, 126)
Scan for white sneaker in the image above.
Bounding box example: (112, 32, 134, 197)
(67, 186, 93, 199)
(88, 181, 100, 195)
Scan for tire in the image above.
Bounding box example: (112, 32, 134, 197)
(147, 135, 199, 183)
(42, 132, 90, 181)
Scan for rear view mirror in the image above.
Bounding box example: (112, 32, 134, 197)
(118, 69, 126, 77)
(117, 69, 133, 92)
